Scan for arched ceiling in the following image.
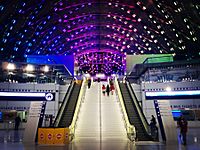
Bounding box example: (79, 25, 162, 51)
(0, 0, 200, 74)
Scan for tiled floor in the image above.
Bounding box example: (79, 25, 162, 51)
(0, 128, 200, 150)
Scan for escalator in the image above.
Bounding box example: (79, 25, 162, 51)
(54, 80, 82, 127)
(118, 81, 152, 141)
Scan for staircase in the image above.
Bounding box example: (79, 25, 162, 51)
(101, 82, 127, 141)
(75, 82, 127, 142)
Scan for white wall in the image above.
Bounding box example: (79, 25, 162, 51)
(59, 85, 70, 102)
(0, 82, 70, 129)
(139, 81, 200, 128)
(131, 83, 142, 102)
(143, 81, 200, 91)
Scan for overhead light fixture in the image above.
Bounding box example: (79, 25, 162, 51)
(166, 87, 172, 91)
(43, 65, 49, 72)
(96, 73, 105, 78)
(7, 63, 15, 70)
(26, 64, 34, 72)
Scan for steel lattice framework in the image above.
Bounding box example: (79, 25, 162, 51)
(0, 0, 200, 74)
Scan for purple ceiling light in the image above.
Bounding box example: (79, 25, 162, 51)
(0, 0, 199, 73)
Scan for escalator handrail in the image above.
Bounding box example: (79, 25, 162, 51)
(115, 78, 136, 141)
(54, 80, 75, 127)
(69, 79, 86, 139)
(126, 80, 150, 135)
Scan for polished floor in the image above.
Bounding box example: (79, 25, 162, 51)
(0, 128, 200, 150)
(1, 117, 200, 149)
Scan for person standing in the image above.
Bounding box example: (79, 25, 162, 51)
(87, 78, 91, 89)
(15, 116, 21, 130)
(102, 84, 106, 96)
(150, 115, 157, 140)
(110, 84, 115, 95)
(150, 115, 157, 126)
(106, 84, 110, 96)
(177, 115, 188, 145)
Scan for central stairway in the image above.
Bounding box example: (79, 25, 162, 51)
(74, 82, 127, 143)
(75, 81, 100, 141)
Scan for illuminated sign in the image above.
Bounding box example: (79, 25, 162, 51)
(145, 90, 200, 99)
(0, 92, 55, 101)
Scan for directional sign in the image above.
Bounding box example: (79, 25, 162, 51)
(40, 133, 44, 140)
(48, 133, 52, 140)
(45, 93, 54, 101)
(66, 133, 68, 139)
(56, 133, 62, 140)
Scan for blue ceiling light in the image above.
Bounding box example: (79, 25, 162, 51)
(17, 41, 21, 45)
(3, 39, 7, 43)
(14, 47, 18, 51)
(28, 43, 32, 47)
(28, 22, 31, 25)
(0, 5, 4, 11)
(22, 2, 26, 7)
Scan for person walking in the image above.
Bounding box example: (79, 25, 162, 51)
(177, 115, 188, 145)
(150, 115, 158, 140)
(150, 115, 156, 126)
(15, 116, 21, 130)
(102, 84, 106, 96)
(106, 84, 110, 96)
(87, 78, 91, 89)
(110, 84, 115, 95)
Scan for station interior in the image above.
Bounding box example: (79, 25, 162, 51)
(0, 0, 200, 150)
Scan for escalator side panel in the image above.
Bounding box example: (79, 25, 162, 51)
(118, 82, 152, 141)
(58, 81, 82, 127)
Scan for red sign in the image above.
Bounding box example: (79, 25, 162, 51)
(66, 133, 68, 139)
(56, 133, 62, 139)
(40, 133, 44, 140)
(48, 133, 52, 140)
